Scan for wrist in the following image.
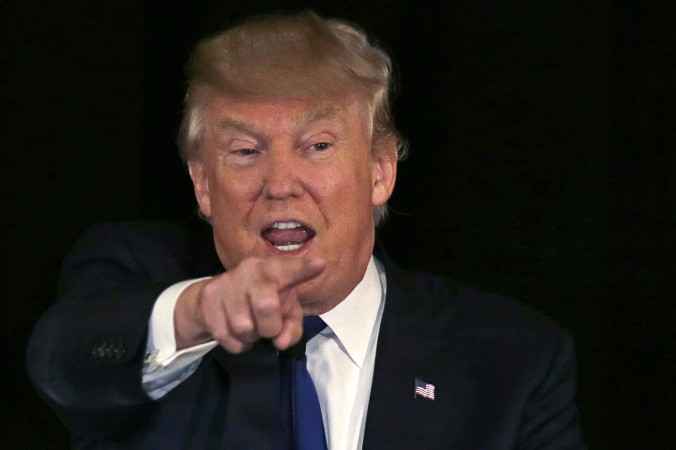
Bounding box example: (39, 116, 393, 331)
(174, 279, 212, 350)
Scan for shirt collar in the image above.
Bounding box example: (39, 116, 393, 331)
(319, 256, 384, 368)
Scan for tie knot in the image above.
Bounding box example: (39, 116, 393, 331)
(303, 316, 326, 341)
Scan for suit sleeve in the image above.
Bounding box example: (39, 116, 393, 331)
(517, 330, 587, 449)
(26, 222, 215, 440)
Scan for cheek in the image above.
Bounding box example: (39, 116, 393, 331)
(318, 161, 375, 221)
(209, 169, 261, 208)
(211, 213, 253, 270)
(204, 149, 263, 204)
(207, 173, 260, 259)
(315, 163, 368, 200)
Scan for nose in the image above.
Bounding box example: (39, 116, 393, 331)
(262, 148, 302, 200)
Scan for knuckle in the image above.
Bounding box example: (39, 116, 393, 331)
(229, 317, 255, 336)
(252, 296, 281, 317)
(221, 339, 249, 355)
(212, 330, 230, 346)
(213, 330, 252, 355)
(199, 281, 221, 304)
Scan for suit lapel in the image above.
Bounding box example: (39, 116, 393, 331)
(363, 261, 459, 448)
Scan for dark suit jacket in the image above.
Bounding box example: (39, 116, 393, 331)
(27, 222, 585, 449)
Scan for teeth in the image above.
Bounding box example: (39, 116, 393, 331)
(271, 221, 302, 230)
(274, 243, 303, 251)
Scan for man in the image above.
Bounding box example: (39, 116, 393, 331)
(28, 11, 585, 449)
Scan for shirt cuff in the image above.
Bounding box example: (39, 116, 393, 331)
(142, 278, 218, 398)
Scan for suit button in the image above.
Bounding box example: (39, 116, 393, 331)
(113, 345, 126, 360)
(91, 342, 107, 359)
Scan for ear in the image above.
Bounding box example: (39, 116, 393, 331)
(187, 160, 212, 218)
(371, 139, 398, 207)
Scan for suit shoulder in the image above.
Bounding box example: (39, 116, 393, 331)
(73, 220, 197, 256)
(66, 220, 220, 281)
(390, 267, 568, 341)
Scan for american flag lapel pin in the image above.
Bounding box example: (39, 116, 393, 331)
(414, 377, 436, 400)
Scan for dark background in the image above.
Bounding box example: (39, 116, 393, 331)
(2, 1, 674, 448)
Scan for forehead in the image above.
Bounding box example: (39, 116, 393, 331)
(206, 96, 372, 136)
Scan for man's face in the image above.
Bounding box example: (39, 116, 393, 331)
(188, 96, 397, 313)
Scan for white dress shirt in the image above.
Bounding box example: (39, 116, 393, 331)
(142, 257, 386, 450)
(308, 257, 386, 450)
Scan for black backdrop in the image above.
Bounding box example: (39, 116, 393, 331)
(2, 1, 674, 448)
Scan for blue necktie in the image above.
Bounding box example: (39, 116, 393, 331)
(279, 316, 328, 450)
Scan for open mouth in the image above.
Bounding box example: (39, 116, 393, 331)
(261, 221, 316, 252)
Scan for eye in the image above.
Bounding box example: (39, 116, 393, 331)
(310, 142, 331, 151)
(237, 148, 259, 156)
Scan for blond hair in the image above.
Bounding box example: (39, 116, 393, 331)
(178, 11, 406, 224)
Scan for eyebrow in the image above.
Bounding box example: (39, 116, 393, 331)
(296, 106, 340, 126)
(212, 106, 341, 138)
(213, 118, 261, 138)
